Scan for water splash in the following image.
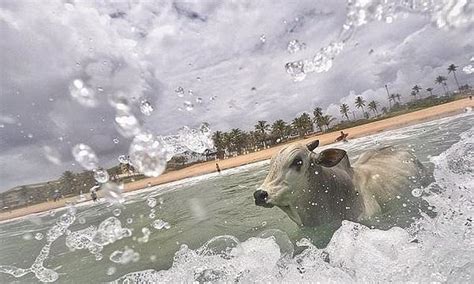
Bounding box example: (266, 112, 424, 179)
(102, 182, 125, 205)
(128, 132, 167, 177)
(139, 100, 154, 116)
(285, 0, 474, 81)
(177, 124, 214, 154)
(287, 39, 306, 54)
(65, 217, 132, 260)
(151, 219, 171, 230)
(0, 209, 76, 282)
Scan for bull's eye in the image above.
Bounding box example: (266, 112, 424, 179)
(291, 157, 303, 169)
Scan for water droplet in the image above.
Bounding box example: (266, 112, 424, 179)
(411, 188, 423, 197)
(147, 197, 157, 208)
(114, 110, 142, 138)
(69, 79, 98, 107)
(109, 247, 140, 264)
(287, 39, 306, 54)
(148, 213, 156, 219)
(152, 219, 170, 230)
(140, 100, 154, 116)
(183, 101, 194, 111)
(78, 217, 86, 224)
(175, 86, 185, 97)
(126, 218, 133, 224)
(195, 97, 203, 104)
(188, 90, 193, 96)
(209, 96, 217, 101)
(113, 138, 120, 144)
(34, 233, 44, 240)
(259, 34, 266, 43)
(112, 208, 121, 217)
(118, 155, 129, 164)
(72, 144, 98, 170)
(107, 267, 116, 276)
(129, 132, 167, 177)
(94, 168, 109, 183)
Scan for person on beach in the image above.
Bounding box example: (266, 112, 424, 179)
(335, 131, 349, 142)
(216, 163, 221, 174)
(91, 190, 98, 202)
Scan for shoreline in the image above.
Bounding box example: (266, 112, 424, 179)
(1, 98, 472, 222)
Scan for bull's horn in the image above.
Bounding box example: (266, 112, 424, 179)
(306, 140, 319, 152)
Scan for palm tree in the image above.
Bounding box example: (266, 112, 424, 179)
(339, 103, 350, 121)
(447, 64, 460, 91)
(212, 131, 226, 158)
(396, 93, 402, 102)
(319, 115, 335, 131)
(412, 85, 422, 94)
(292, 117, 306, 138)
(313, 107, 323, 120)
(355, 96, 366, 117)
(229, 128, 245, 154)
(389, 93, 397, 105)
(410, 90, 417, 101)
(312, 107, 324, 132)
(435, 76, 449, 96)
(367, 100, 379, 116)
(300, 112, 313, 134)
(255, 120, 270, 148)
(271, 119, 287, 142)
(426, 87, 433, 97)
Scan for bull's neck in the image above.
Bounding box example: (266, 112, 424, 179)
(303, 157, 361, 225)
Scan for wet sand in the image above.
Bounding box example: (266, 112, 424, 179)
(1, 98, 472, 222)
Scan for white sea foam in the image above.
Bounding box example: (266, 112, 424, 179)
(115, 127, 473, 283)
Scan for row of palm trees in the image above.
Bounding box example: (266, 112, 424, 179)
(211, 63, 469, 158)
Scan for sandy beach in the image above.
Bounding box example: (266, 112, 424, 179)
(1, 98, 472, 222)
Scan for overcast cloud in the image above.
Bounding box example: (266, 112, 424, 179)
(0, 0, 473, 191)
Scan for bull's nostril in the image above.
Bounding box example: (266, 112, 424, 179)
(254, 190, 269, 203)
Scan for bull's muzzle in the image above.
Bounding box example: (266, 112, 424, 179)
(254, 189, 274, 208)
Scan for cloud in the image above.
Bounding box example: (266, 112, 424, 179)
(0, 0, 473, 191)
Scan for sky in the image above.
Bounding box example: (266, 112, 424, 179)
(0, 0, 473, 192)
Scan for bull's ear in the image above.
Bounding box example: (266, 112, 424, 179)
(315, 149, 346, 167)
(306, 140, 319, 152)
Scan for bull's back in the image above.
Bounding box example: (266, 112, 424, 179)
(352, 147, 427, 217)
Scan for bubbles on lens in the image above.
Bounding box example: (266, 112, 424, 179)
(287, 39, 306, 54)
(107, 267, 116, 276)
(147, 197, 157, 208)
(118, 155, 129, 164)
(140, 100, 154, 116)
(94, 168, 109, 183)
(110, 247, 140, 264)
(112, 208, 122, 217)
(411, 188, 423, 197)
(183, 101, 194, 111)
(152, 219, 171, 230)
(69, 79, 98, 107)
(114, 111, 142, 138)
(72, 144, 98, 170)
(177, 124, 214, 154)
(129, 132, 167, 177)
(175, 86, 185, 97)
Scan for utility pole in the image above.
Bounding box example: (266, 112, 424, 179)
(385, 84, 391, 109)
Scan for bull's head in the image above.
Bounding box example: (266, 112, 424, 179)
(254, 139, 347, 226)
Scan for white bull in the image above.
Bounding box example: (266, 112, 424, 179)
(254, 140, 428, 227)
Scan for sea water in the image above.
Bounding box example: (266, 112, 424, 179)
(0, 111, 472, 283)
